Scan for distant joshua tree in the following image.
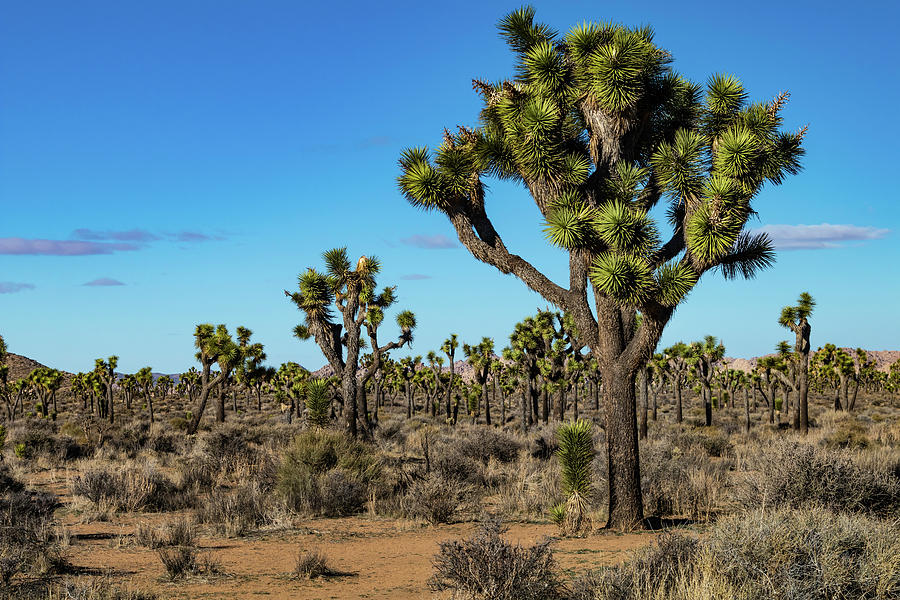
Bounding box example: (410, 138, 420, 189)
(463, 337, 495, 425)
(440, 334, 459, 421)
(94, 356, 118, 423)
(135, 367, 155, 423)
(186, 324, 244, 435)
(778, 292, 814, 434)
(286, 248, 415, 438)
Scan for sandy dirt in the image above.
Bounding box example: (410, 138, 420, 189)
(62, 518, 654, 599)
(26, 470, 658, 599)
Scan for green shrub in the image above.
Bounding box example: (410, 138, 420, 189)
(277, 430, 380, 516)
(14, 442, 30, 459)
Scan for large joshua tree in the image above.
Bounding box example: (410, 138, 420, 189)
(778, 292, 814, 434)
(286, 248, 415, 437)
(397, 8, 805, 528)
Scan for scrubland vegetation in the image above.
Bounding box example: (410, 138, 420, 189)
(3, 6, 899, 600)
(1, 337, 899, 598)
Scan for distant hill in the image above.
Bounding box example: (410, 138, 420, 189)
(724, 349, 899, 374)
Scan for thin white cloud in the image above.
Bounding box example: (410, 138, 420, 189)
(755, 223, 890, 250)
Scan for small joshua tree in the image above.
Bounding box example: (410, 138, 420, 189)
(778, 291, 814, 434)
(135, 366, 155, 423)
(303, 379, 331, 428)
(94, 356, 118, 423)
(552, 419, 594, 535)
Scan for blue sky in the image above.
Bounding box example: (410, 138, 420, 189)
(1, 0, 897, 374)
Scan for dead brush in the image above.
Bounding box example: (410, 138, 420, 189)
(293, 548, 336, 579)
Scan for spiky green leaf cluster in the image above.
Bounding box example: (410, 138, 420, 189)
(304, 379, 331, 428)
(557, 419, 594, 498)
(397, 7, 805, 318)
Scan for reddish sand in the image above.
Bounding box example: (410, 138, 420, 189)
(62, 517, 654, 599)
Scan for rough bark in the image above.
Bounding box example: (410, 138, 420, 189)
(638, 368, 648, 440)
(603, 367, 643, 529)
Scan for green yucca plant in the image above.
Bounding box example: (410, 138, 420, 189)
(304, 379, 331, 428)
(555, 419, 594, 535)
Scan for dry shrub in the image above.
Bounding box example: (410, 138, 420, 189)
(196, 481, 268, 537)
(640, 440, 726, 520)
(403, 473, 473, 524)
(496, 454, 561, 518)
(573, 508, 900, 600)
(429, 521, 564, 600)
(55, 578, 158, 600)
(70, 462, 187, 513)
(0, 466, 67, 590)
(157, 546, 196, 579)
(448, 427, 522, 464)
(294, 549, 335, 579)
(672, 427, 731, 458)
(736, 440, 900, 516)
(822, 415, 871, 450)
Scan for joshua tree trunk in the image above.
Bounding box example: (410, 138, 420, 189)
(406, 382, 413, 419)
(541, 387, 549, 424)
(603, 367, 642, 529)
(848, 378, 860, 411)
(702, 383, 712, 427)
(216, 386, 226, 423)
(146, 392, 154, 424)
(445, 356, 455, 421)
(573, 381, 579, 421)
(521, 386, 529, 434)
(638, 369, 648, 440)
(743, 387, 750, 433)
(674, 378, 683, 424)
(483, 379, 492, 426)
(556, 387, 565, 421)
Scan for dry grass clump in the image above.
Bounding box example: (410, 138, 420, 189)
(402, 473, 474, 524)
(0, 464, 68, 592)
(70, 461, 189, 513)
(293, 548, 337, 579)
(640, 435, 728, 520)
(134, 517, 196, 548)
(573, 508, 900, 600)
(55, 577, 159, 599)
(196, 481, 270, 537)
(156, 546, 221, 580)
(735, 439, 900, 516)
(429, 521, 565, 600)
